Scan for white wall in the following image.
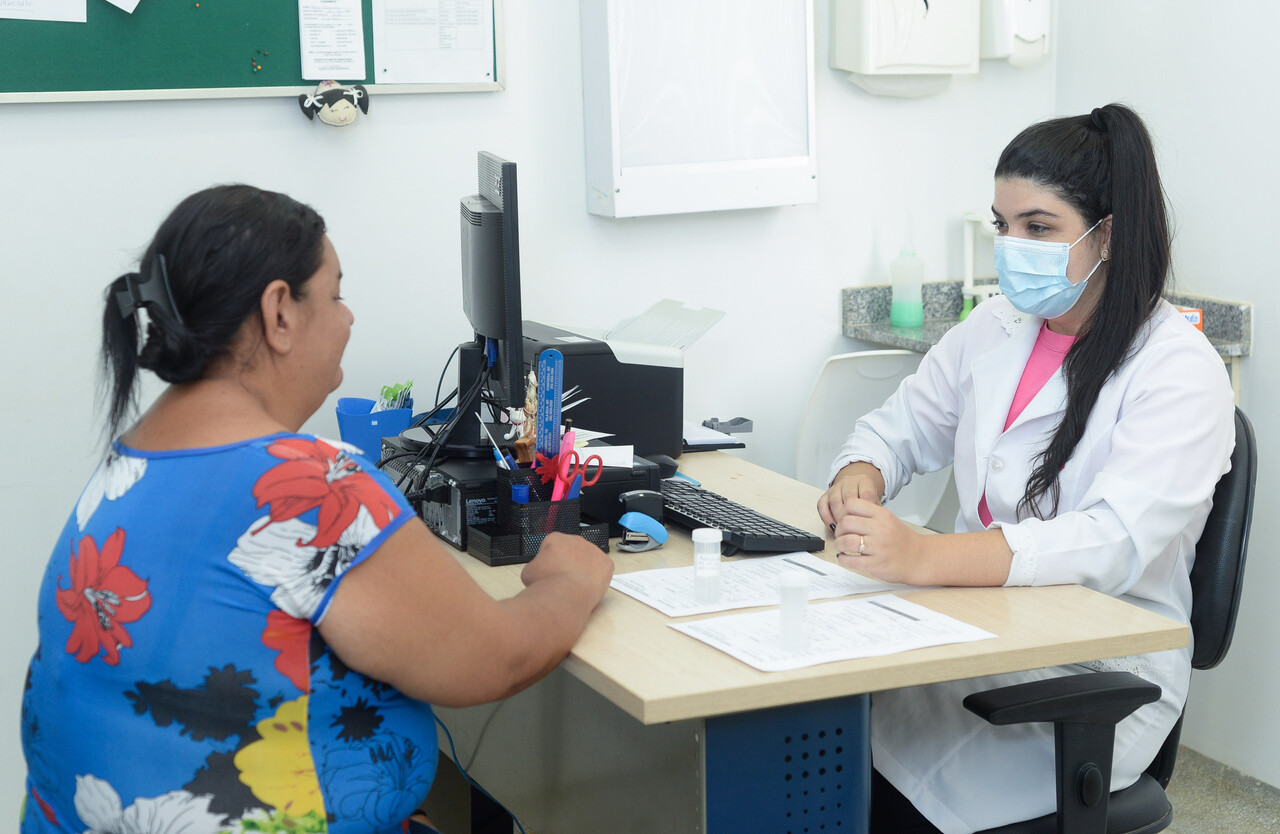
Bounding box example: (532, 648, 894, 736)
(1055, 0, 1280, 788)
(0, 1, 1064, 821)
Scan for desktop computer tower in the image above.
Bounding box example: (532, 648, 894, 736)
(379, 436, 498, 550)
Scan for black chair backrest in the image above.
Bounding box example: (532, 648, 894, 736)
(1147, 407, 1256, 787)
(1189, 407, 1256, 671)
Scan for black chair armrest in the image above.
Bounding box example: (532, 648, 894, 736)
(965, 672, 1164, 833)
(964, 671, 1161, 726)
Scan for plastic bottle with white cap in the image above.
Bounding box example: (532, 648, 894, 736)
(692, 528, 722, 605)
(889, 245, 925, 328)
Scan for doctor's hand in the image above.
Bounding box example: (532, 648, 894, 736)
(831, 499, 927, 585)
(817, 462, 886, 530)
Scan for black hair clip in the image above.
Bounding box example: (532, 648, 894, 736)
(115, 254, 185, 325)
(1090, 108, 1108, 132)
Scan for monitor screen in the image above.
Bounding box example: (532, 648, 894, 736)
(452, 151, 525, 454)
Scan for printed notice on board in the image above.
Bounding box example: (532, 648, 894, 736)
(299, 0, 366, 80)
(372, 0, 495, 84)
(0, 0, 86, 22)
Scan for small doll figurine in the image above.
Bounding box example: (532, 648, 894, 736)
(503, 407, 526, 442)
(298, 81, 369, 127)
(512, 370, 540, 463)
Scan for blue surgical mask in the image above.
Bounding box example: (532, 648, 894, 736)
(994, 218, 1105, 319)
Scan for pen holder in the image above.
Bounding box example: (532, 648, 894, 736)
(336, 397, 413, 460)
(466, 467, 609, 566)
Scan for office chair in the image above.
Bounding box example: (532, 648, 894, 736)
(795, 350, 954, 528)
(963, 406, 1256, 834)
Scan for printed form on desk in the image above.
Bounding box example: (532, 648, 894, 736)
(610, 552, 905, 618)
(672, 596, 996, 673)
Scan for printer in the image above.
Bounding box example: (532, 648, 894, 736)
(523, 321, 683, 459)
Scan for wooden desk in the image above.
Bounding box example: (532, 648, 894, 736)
(432, 453, 1187, 833)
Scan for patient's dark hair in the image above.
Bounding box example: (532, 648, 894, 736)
(995, 103, 1170, 519)
(100, 184, 327, 441)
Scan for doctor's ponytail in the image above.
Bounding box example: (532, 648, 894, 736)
(996, 103, 1171, 519)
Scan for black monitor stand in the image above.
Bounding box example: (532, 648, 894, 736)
(442, 339, 493, 460)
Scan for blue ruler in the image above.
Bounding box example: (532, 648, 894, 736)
(535, 349, 564, 459)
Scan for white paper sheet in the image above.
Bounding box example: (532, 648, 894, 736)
(671, 595, 996, 672)
(607, 299, 725, 350)
(610, 552, 904, 618)
(683, 420, 740, 448)
(0, 0, 85, 22)
(103, 0, 140, 13)
(587, 444, 634, 469)
(299, 0, 366, 81)
(570, 428, 613, 444)
(372, 0, 494, 84)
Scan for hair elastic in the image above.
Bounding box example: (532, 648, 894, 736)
(114, 254, 184, 325)
(1090, 108, 1108, 132)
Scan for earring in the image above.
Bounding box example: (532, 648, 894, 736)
(1101, 248, 1110, 261)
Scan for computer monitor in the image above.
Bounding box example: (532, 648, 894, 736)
(450, 151, 525, 456)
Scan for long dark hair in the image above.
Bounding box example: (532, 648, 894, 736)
(995, 103, 1170, 519)
(100, 185, 327, 441)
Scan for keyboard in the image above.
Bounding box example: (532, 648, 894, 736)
(659, 477, 826, 556)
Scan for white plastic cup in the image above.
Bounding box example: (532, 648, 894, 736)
(692, 528, 723, 605)
(779, 569, 811, 653)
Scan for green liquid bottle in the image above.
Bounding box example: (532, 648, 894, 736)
(889, 246, 924, 328)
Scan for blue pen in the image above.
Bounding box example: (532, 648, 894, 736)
(476, 413, 515, 470)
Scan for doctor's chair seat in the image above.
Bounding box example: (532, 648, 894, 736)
(964, 406, 1257, 834)
(796, 350, 954, 529)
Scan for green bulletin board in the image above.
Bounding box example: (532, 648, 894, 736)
(0, 0, 502, 102)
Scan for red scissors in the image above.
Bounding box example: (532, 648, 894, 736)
(551, 432, 603, 500)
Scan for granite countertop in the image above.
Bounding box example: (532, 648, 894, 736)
(842, 280, 1251, 359)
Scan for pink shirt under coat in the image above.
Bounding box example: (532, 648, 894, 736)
(978, 322, 1076, 527)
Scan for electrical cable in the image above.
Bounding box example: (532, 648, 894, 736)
(378, 395, 458, 481)
(435, 714, 527, 834)
(403, 362, 490, 500)
(435, 344, 460, 410)
(408, 390, 457, 430)
(462, 700, 508, 772)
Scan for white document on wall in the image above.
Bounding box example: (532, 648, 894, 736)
(671, 595, 996, 673)
(299, 0, 367, 80)
(372, 0, 494, 84)
(0, 0, 85, 22)
(103, 0, 141, 13)
(610, 552, 904, 618)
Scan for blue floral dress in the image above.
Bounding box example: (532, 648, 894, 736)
(22, 434, 438, 834)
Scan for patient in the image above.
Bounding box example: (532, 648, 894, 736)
(818, 104, 1234, 832)
(20, 184, 613, 834)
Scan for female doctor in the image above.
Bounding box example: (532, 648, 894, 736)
(817, 104, 1235, 833)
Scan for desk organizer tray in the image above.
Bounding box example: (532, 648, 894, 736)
(467, 467, 609, 566)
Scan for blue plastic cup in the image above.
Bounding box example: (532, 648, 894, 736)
(335, 397, 413, 459)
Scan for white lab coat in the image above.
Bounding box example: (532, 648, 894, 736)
(829, 295, 1235, 833)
